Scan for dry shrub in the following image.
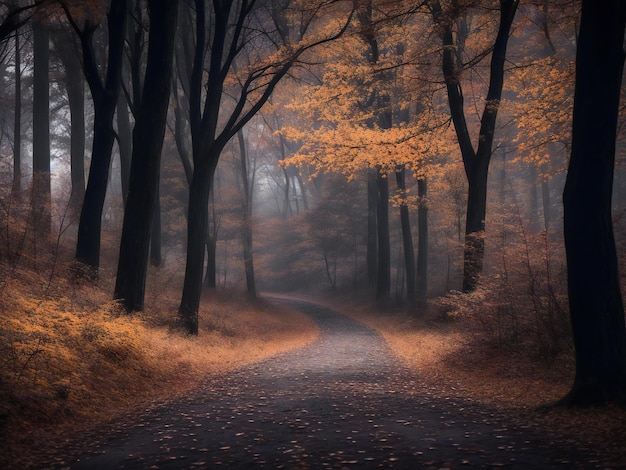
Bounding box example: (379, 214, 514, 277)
(0, 191, 319, 468)
(435, 224, 573, 365)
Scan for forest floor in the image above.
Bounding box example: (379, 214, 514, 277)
(0, 255, 319, 469)
(322, 295, 626, 467)
(26, 298, 624, 469)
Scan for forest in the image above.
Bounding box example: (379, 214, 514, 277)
(0, 0, 625, 468)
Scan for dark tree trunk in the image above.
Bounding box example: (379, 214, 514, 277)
(32, 22, 50, 235)
(541, 179, 551, 231)
(238, 129, 257, 299)
(204, 232, 217, 289)
(13, 30, 21, 190)
(277, 133, 290, 218)
(114, 0, 177, 312)
(180, 156, 216, 335)
(296, 173, 309, 210)
(73, 0, 128, 269)
(204, 175, 220, 290)
(463, 164, 488, 292)
(432, 0, 519, 292)
(282, 166, 291, 219)
(116, 91, 132, 204)
(562, 0, 626, 406)
(416, 178, 428, 307)
(52, 27, 86, 207)
(150, 189, 162, 267)
(376, 168, 390, 302)
(367, 168, 378, 289)
(172, 69, 193, 185)
(178, 0, 350, 334)
(66, 58, 85, 209)
(395, 167, 416, 304)
(528, 164, 541, 232)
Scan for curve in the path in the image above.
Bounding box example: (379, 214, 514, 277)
(47, 299, 598, 469)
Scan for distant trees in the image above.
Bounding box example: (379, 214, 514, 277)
(32, 15, 50, 235)
(562, 0, 626, 406)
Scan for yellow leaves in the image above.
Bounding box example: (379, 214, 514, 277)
(281, 120, 436, 178)
(507, 55, 575, 174)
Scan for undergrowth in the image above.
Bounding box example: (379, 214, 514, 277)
(0, 188, 318, 469)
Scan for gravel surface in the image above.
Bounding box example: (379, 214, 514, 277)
(43, 299, 604, 469)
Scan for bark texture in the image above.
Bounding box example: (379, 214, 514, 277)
(114, 0, 177, 312)
(562, 0, 626, 406)
(432, 0, 519, 292)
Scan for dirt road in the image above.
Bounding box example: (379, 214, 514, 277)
(46, 299, 599, 469)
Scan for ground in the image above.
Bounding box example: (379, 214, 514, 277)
(13, 298, 626, 469)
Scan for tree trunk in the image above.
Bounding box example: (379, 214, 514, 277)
(296, 173, 308, 210)
(150, 189, 162, 267)
(282, 166, 291, 219)
(462, 163, 488, 292)
(562, 0, 626, 406)
(32, 23, 50, 236)
(528, 164, 541, 232)
(13, 30, 21, 190)
(74, 0, 128, 270)
(395, 167, 416, 305)
(416, 178, 428, 307)
(432, 0, 519, 292)
(204, 233, 217, 289)
(179, 156, 216, 335)
(204, 178, 220, 290)
(53, 28, 85, 210)
(67, 61, 85, 210)
(116, 91, 132, 204)
(541, 179, 551, 231)
(367, 168, 378, 289)
(376, 168, 390, 302)
(238, 129, 257, 299)
(114, 0, 177, 312)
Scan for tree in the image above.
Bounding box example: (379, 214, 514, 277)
(430, 0, 519, 292)
(178, 0, 353, 334)
(63, 0, 128, 270)
(53, 27, 86, 208)
(561, 0, 626, 406)
(32, 18, 50, 235)
(12, 28, 20, 190)
(114, 0, 177, 312)
(395, 166, 416, 303)
(237, 128, 257, 299)
(416, 177, 427, 305)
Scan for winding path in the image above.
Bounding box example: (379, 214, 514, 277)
(50, 299, 595, 468)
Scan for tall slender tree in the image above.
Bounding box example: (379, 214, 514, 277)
(62, 0, 128, 270)
(430, 0, 519, 292)
(562, 0, 626, 406)
(53, 28, 86, 208)
(32, 19, 50, 235)
(12, 28, 21, 190)
(114, 0, 178, 312)
(238, 128, 257, 299)
(416, 177, 428, 306)
(395, 166, 416, 304)
(178, 0, 353, 334)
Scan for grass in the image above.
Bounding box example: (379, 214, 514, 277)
(0, 241, 318, 469)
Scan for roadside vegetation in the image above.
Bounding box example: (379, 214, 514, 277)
(0, 214, 318, 469)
